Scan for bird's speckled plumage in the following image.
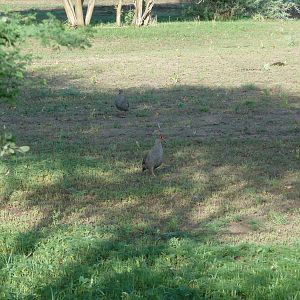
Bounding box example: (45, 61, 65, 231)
(115, 90, 129, 112)
(142, 137, 164, 176)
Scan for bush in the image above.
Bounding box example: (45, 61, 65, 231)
(123, 9, 135, 25)
(0, 12, 93, 103)
(0, 130, 30, 157)
(0, 12, 93, 156)
(0, 15, 29, 103)
(182, 0, 299, 20)
(38, 13, 93, 49)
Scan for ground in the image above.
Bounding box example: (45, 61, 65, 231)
(0, 4, 300, 299)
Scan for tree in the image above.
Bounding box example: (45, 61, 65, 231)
(116, 0, 123, 26)
(132, 0, 155, 26)
(0, 15, 31, 156)
(0, 13, 93, 156)
(63, 0, 96, 26)
(115, 0, 155, 27)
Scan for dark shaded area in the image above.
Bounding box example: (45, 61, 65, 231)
(1, 73, 300, 217)
(7, 0, 300, 28)
(13, 4, 184, 25)
(0, 72, 300, 298)
(290, 6, 300, 18)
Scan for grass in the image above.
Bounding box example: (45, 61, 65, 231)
(1, 230, 300, 299)
(1, 14, 300, 299)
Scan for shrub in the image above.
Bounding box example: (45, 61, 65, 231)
(0, 12, 93, 103)
(0, 14, 33, 155)
(0, 14, 29, 103)
(0, 12, 93, 156)
(0, 130, 30, 157)
(182, 0, 299, 20)
(123, 9, 135, 25)
(38, 13, 93, 49)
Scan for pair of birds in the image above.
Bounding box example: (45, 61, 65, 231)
(115, 89, 165, 176)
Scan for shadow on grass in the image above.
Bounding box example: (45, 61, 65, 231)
(12, 4, 184, 25)
(0, 75, 300, 298)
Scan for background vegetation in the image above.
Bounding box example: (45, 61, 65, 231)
(183, 0, 300, 20)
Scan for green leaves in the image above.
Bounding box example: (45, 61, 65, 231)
(123, 9, 135, 25)
(0, 15, 21, 46)
(0, 12, 93, 103)
(38, 13, 94, 50)
(18, 146, 30, 153)
(183, 0, 299, 20)
(0, 12, 93, 158)
(0, 129, 30, 157)
(0, 13, 31, 103)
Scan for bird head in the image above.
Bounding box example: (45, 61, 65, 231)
(118, 89, 123, 95)
(153, 130, 166, 143)
(154, 123, 167, 142)
(159, 134, 166, 141)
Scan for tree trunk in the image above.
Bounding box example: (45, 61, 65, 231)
(141, 0, 154, 25)
(133, 0, 154, 26)
(62, 0, 97, 26)
(63, 0, 77, 26)
(85, 0, 95, 25)
(133, 0, 143, 26)
(75, 0, 85, 26)
(116, 0, 122, 26)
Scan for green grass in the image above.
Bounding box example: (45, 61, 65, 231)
(1, 17, 300, 299)
(1, 228, 300, 299)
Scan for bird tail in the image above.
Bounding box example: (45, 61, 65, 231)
(142, 157, 146, 171)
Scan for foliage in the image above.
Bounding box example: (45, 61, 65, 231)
(123, 9, 135, 25)
(38, 13, 93, 49)
(0, 129, 30, 157)
(182, 0, 300, 20)
(0, 12, 93, 157)
(0, 12, 93, 103)
(0, 15, 29, 103)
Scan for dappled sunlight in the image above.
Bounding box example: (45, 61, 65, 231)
(0, 206, 42, 235)
(1, 17, 300, 298)
(278, 170, 300, 203)
(73, 167, 123, 185)
(1, 226, 115, 299)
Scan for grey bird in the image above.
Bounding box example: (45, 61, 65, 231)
(142, 135, 165, 176)
(115, 89, 129, 115)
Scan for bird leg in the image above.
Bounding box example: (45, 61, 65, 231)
(149, 167, 155, 176)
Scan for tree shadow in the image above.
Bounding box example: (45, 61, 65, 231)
(11, 3, 185, 25)
(0, 73, 300, 298)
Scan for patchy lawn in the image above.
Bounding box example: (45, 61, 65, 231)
(0, 19, 300, 299)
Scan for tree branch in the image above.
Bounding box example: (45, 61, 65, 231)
(85, 0, 95, 25)
(63, 0, 77, 26)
